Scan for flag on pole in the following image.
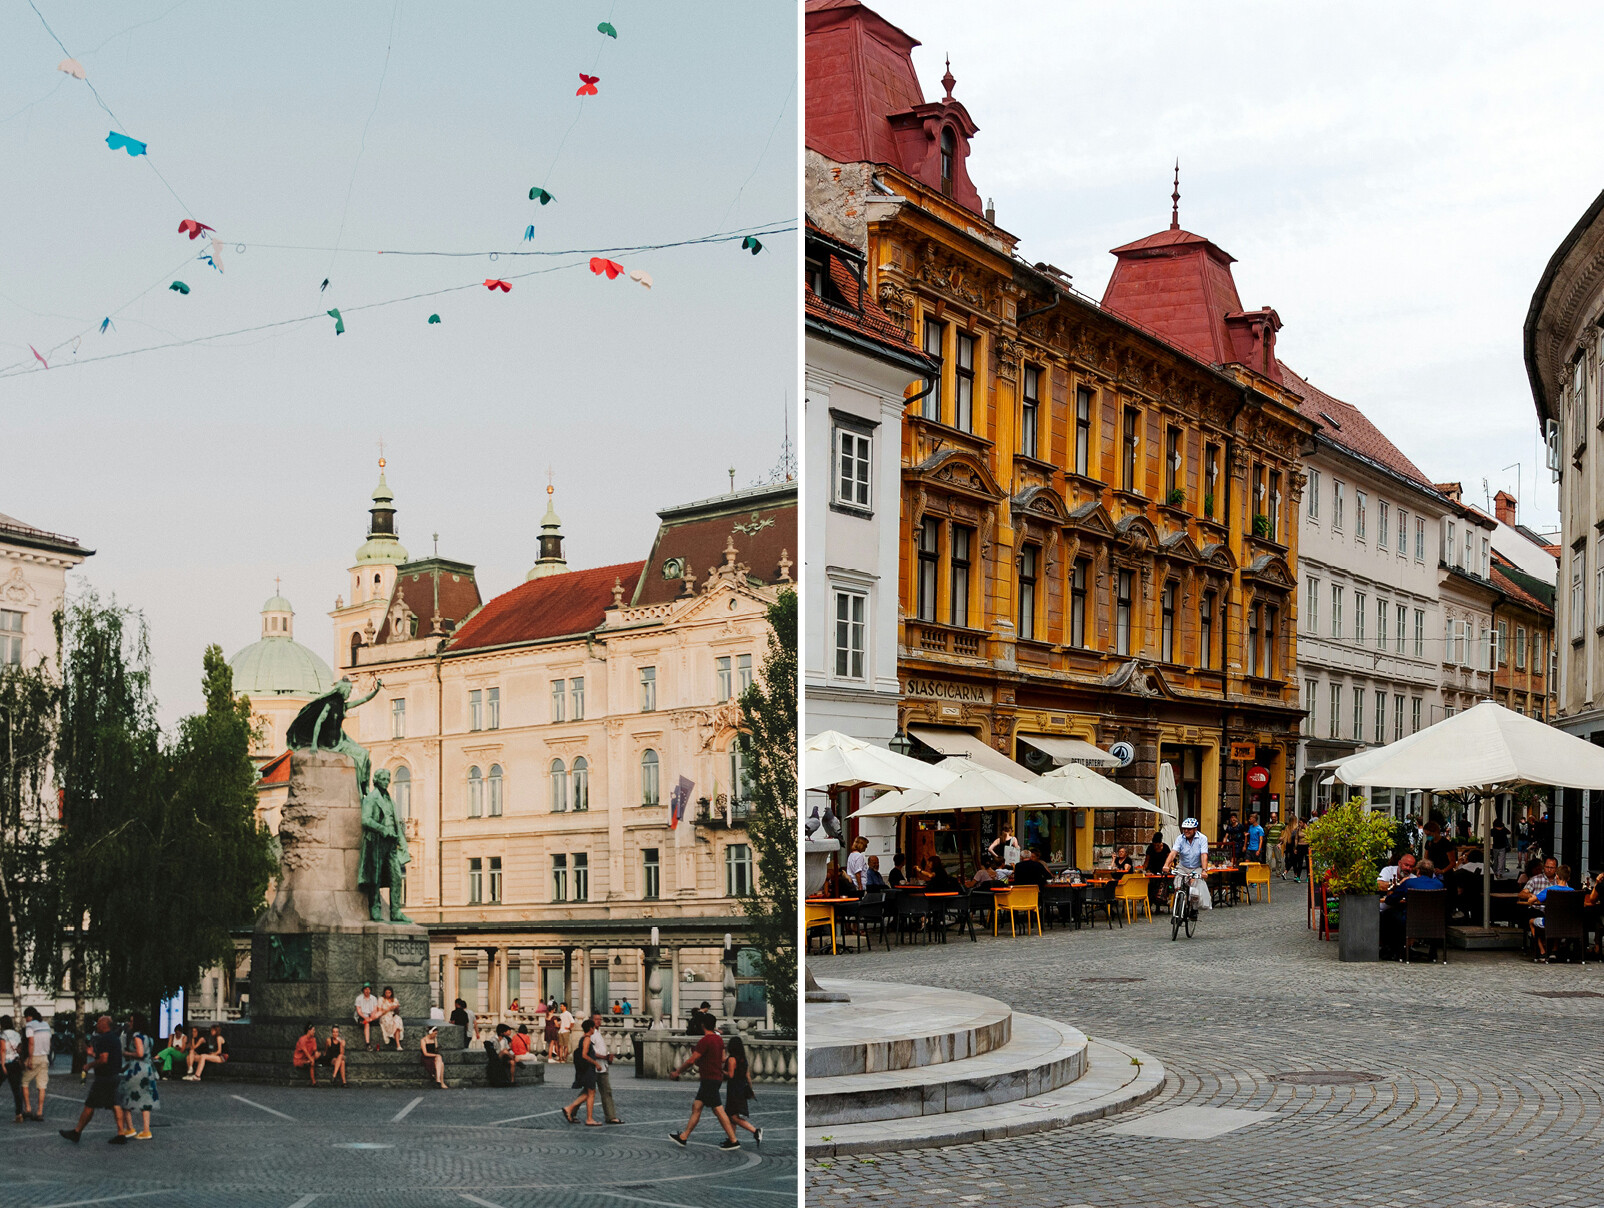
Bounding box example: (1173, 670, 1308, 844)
(670, 776, 695, 829)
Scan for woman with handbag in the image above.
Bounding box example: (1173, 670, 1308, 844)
(722, 1035, 762, 1146)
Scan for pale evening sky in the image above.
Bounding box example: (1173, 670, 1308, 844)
(871, 0, 1598, 538)
(2, 1, 797, 726)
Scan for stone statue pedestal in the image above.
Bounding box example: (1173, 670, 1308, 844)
(250, 750, 430, 1022)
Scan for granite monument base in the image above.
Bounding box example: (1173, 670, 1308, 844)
(250, 922, 432, 1022)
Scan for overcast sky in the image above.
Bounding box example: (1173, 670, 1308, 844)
(871, 0, 1597, 537)
(3, 1, 796, 726)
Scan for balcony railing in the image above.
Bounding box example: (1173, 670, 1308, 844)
(695, 799, 752, 828)
(906, 620, 987, 661)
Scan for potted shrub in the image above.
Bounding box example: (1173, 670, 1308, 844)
(1203, 492, 1215, 518)
(1252, 513, 1273, 539)
(1166, 487, 1186, 508)
(1306, 798, 1394, 962)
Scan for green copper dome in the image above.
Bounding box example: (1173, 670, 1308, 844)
(263, 593, 293, 612)
(230, 594, 334, 698)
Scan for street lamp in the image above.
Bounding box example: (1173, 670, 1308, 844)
(889, 728, 911, 757)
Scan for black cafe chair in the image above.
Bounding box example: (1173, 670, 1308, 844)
(1402, 889, 1447, 964)
(1541, 891, 1587, 963)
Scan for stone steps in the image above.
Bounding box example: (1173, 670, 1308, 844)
(804, 980, 1011, 1078)
(213, 1047, 540, 1088)
(804, 1036, 1163, 1157)
(806, 1012, 1088, 1126)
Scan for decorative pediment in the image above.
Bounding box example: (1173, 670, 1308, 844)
(1010, 484, 1074, 526)
(1065, 499, 1117, 538)
(1198, 542, 1237, 573)
(1156, 530, 1202, 563)
(1113, 513, 1160, 555)
(1099, 658, 1183, 701)
(1243, 552, 1296, 590)
(909, 448, 1005, 501)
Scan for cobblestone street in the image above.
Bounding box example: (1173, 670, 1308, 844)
(0, 1075, 795, 1208)
(806, 891, 1604, 1208)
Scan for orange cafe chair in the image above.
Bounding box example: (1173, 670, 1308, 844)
(993, 885, 1042, 937)
(1115, 873, 1152, 922)
(806, 902, 837, 954)
(1245, 862, 1272, 904)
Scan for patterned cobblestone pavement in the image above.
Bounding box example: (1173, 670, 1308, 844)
(0, 1074, 795, 1208)
(806, 891, 1604, 1208)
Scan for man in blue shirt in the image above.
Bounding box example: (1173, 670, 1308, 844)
(1380, 859, 1444, 957)
(1245, 814, 1266, 864)
(1528, 866, 1577, 962)
(1163, 819, 1212, 912)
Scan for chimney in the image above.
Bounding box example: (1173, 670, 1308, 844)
(1494, 490, 1517, 527)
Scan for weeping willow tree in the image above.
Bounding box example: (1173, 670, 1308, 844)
(736, 590, 797, 1032)
(33, 595, 274, 1026)
(0, 658, 61, 1005)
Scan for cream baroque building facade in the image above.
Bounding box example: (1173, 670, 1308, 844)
(324, 473, 796, 1022)
(0, 511, 91, 671)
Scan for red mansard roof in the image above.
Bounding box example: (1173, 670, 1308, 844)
(1102, 228, 1249, 370)
(448, 561, 645, 653)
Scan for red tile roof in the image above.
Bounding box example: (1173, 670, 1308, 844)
(1101, 228, 1247, 369)
(1492, 562, 1553, 616)
(1276, 364, 1434, 490)
(448, 561, 644, 653)
(634, 485, 796, 608)
(806, 224, 930, 362)
(375, 560, 482, 643)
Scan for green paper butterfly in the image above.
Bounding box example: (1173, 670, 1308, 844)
(598, 21, 616, 37)
(741, 236, 763, 256)
(529, 187, 555, 205)
(168, 280, 190, 294)
(327, 308, 345, 335)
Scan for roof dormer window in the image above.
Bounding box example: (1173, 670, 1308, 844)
(940, 127, 955, 197)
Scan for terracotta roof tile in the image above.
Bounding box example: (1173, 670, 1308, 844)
(1492, 563, 1553, 615)
(634, 487, 797, 607)
(806, 230, 929, 361)
(1277, 364, 1435, 490)
(448, 562, 644, 652)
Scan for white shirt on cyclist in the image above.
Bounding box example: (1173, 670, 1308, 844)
(1172, 832, 1208, 870)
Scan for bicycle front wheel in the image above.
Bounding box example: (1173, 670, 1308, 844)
(1184, 911, 1195, 938)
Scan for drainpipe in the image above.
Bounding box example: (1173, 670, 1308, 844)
(435, 639, 445, 923)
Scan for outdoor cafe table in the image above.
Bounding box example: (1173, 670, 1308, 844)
(806, 897, 856, 954)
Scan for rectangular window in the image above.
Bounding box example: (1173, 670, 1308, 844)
(1445, 521, 1456, 566)
(1574, 546, 1587, 640)
(922, 319, 943, 421)
(717, 656, 733, 702)
(551, 679, 565, 723)
(1166, 427, 1181, 499)
(1596, 533, 1604, 621)
(1204, 442, 1220, 516)
(726, 843, 753, 897)
(1269, 470, 1282, 541)
(642, 848, 660, 900)
(1516, 626, 1527, 669)
(487, 686, 500, 730)
(833, 590, 867, 679)
(1375, 690, 1386, 744)
(1247, 606, 1259, 677)
(737, 653, 753, 694)
(569, 678, 583, 721)
(391, 698, 405, 739)
(1308, 468, 1320, 519)
(1265, 606, 1278, 678)
(1378, 501, 1389, 549)
(1394, 694, 1405, 742)
(1465, 529, 1474, 573)
(1161, 581, 1176, 663)
(1355, 592, 1367, 644)
(639, 666, 656, 712)
(1305, 678, 1318, 736)
(1116, 570, 1133, 656)
(1396, 604, 1407, 655)
(1414, 610, 1425, 657)
(468, 858, 483, 905)
(1415, 517, 1426, 561)
(1352, 686, 1364, 742)
(1329, 683, 1341, 739)
(489, 856, 503, 904)
(1307, 577, 1319, 633)
(1482, 537, 1490, 579)
(573, 853, 589, 902)
(1075, 387, 1093, 476)
(1412, 697, 1422, 733)
(1376, 598, 1387, 651)
(917, 519, 940, 622)
(1332, 585, 1343, 640)
(1070, 561, 1088, 649)
(1356, 491, 1368, 540)
(1200, 590, 1215, 670)
(1017, 545, 1038, 641)
(835, 427, 872, 509)
(1122, 408, 1140, 492)
(954, 333, 975, 432)
(950, 526, 972, 627)
(1333, 481, 1345, 530)
(1397, 510, 1409, 554)
(1021, 365, 1040, 458)
(551, 854, 568, 902)
(0, 609, 21, 665)
(1498, 620, 1509, 667)
(469, 689, 482, 732)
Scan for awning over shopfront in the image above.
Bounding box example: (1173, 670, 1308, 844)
(1017, 733, 1118, 768)
(907, 724, 1034, 782)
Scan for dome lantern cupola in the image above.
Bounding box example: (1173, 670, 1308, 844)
(355, 457, 409, 566)
(527, 481, 569, 580)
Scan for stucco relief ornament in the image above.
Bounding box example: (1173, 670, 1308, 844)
(732, 512, 773, 537)
(877, 280, 913, 332)
(993, 336, 1022, 381)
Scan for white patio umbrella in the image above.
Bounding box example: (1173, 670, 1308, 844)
(1334, 700, 1604, 926)
(849, 756, 1068, 818)
(1155, 762, 1183, 847)
(803, 730, 956, 793)
(1040, 761, 1178, 856)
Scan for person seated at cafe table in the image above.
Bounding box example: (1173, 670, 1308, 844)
(1111, 847, 1134, 873)
(1380, 859, 1444, 957)
(1519, 856, 1560, 903)
(888, 854, 910, 887)
(1528, 865, 1578, 962)
(862, 855, 889, 892)
(1010, 846, 1052, 889)
(969, 856, 1001, 888)
(1378, 853, 1417, 890)
(1143, 832, 1170, 875)
(923, 858, 962, 895)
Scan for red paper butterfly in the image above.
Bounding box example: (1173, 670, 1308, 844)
(178, 219, 215, 240)
(577, 73, 600, 96)
(484, 279, 512, 292)
(588, 257, 624, 279)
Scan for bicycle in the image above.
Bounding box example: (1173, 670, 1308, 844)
(1170, 868, 1201, 940)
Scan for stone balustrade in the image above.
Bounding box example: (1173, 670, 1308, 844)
(633, 1032, 797, 1082)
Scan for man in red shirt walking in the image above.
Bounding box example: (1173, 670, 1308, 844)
(667, 1017, 739, 1150)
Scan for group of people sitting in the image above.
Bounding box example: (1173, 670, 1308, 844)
(290, 1023, 350, 1086)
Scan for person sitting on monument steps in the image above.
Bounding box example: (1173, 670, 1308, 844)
(420, 1027, 447, 1089)
(183, 1026, 228, 1081)
(492, 1024, 518, 1085)
(292, 1022, 321, 1087)
(359, 768, 411, 924)
(285, 675, 383, 793)
(377, 987, 404, 1051)
(321, 1026, 348, 1086)
(355, 983, 383, 1050)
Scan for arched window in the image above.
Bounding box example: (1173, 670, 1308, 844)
(641, 749, 660, 807)
(350, 632, 363, 665)
(940, 126, 955, 196)
(391, 766, 411, 820)
(572, 757, 590, 812)
(467, 766, 483, 818)
(488, 764, 503, 817)
(550, 759, 568, 812)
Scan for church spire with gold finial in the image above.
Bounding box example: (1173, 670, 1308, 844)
(527, 473, 569, 580)
(1170, 159, 1180, 231)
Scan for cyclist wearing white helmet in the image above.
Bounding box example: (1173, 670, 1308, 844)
(1163, 817, 1212, 911)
